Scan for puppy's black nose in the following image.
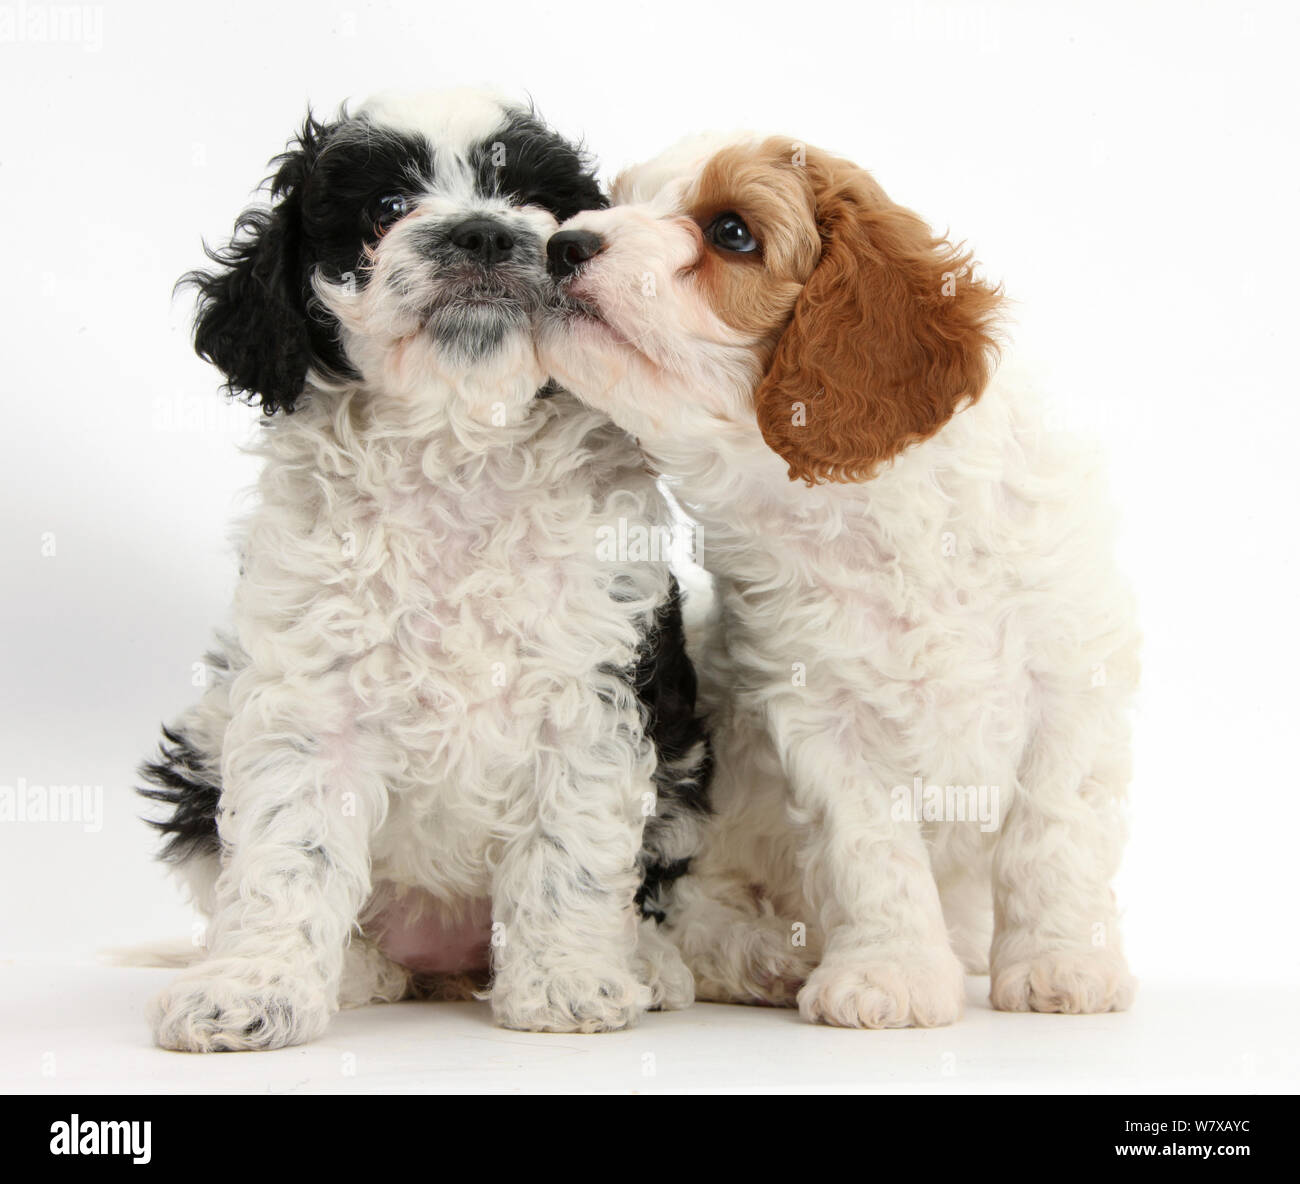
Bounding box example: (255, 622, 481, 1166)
(449, 218, 515, 265)
(547, 230, 604, 278)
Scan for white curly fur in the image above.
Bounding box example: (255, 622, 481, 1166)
(147, 94, 694, 1052)
(539, 137, 1139, 1028)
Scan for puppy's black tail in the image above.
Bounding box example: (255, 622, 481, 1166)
(138, 725, 222, 863)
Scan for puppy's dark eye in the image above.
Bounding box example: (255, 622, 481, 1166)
(373, 193, 410, 231)
(708, 212, 757, 254)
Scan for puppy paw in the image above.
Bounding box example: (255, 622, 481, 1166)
(491, 962, 651, 1033)
(690, 919, 815, 1006)
(741, 923, 817, 1006)
(149, 960, 332, 1052)
(797, 945, 964, 1029)
(991, 948, 1136, 1014)
(634, 926, 695, 1012)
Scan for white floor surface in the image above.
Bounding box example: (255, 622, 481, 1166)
(2, 960, 1295, 1094)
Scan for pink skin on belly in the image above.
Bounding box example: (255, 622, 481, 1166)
(372, 892, 493, 975)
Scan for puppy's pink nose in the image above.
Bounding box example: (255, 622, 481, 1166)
(547, 229, 604, 278)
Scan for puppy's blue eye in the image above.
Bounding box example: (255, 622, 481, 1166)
(708, 212, 757, 253)
(374, 193, 410, 229)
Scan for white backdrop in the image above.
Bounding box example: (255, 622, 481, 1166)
(1, 0, 1297, 993)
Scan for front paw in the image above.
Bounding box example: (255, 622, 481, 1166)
(991, 948, 1135, 1014)
(492, 959, 651, 1033)
(689, 918, 816, 1006)
(797, 944, 965, 1029)
(149, 959, 333, 1052)
(634, 922, 695, 1012)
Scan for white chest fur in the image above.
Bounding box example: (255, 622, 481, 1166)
(225, 390, 673, 901)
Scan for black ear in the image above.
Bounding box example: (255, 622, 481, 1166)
(182, 117, 325, 415)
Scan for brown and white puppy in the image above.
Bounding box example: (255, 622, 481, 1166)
(539, 135, 1138, 1028)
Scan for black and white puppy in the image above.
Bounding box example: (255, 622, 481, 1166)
(140, 90, 711, 1051)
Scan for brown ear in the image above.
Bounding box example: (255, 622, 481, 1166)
(755, 152, 1001, 484)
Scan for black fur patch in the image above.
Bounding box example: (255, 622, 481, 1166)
(138, 726, 223, 863)
(471, 110, 607, 223)
(635, 858, 694, 924)
(629, 577, 714, 921)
